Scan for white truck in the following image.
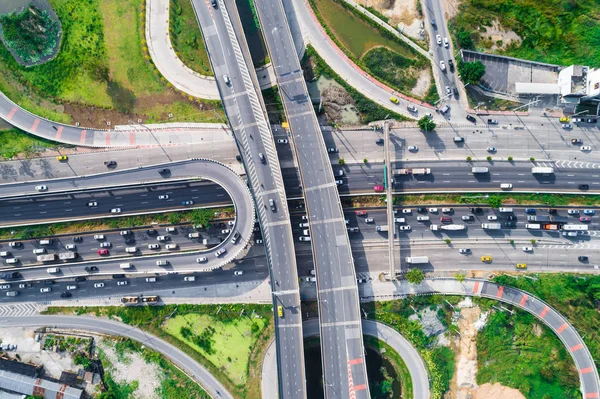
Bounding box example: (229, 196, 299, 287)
(411, 168, 431, 175)
(531, 167, 554, 174)
(561, 224, 589, 231)
(525, 223, 541, 229)
(376, 225, 389, 232)
(394, 168, 411, 175)
(405, 256, 429, 264)
(481, 223, 502, 230)
(59, 252, 78, 261)
(430, 224, 466, 231)
(471, 167, 489, 174)
(37, 254, 57, 262)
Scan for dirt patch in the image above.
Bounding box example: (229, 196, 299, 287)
(473, 383, 526, 399)
(411, 68, 431, 98)
(481, 19, 522, 51)
(316, 77, 360, 125)
(356, 0, 419, 26)
(98, 339, 162, 399)
(441, 0, 461, 20)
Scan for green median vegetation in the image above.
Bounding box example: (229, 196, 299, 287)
(449, 0, 600, 66)
(0, 0, 223, 126)
(476, 305, 580, 399)
(308, 0, 433, 101)
(43, 304, 274, 399)
(170, 0, 212, 76)
(0, 128, 62, 160)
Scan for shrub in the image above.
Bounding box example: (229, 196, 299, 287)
(508, 156, 513, 162)
(457, 60, 486, 85)
(339, 158, 346, 165)
(406, 268, 425, 285)
(418, 116, 436, 132)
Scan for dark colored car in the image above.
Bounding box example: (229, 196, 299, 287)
(548, 208, 558, 214)
(85, 266, 99, 272)
(440, 216, 452, 223)
(375, 139, 384, 145)
(72, 236, 83, 242)
(578, 256, 589, 262)
(448, 59, 454, 72)
(147, 229, 157, 235)
(571, 138, 582, 145)
(586, 118, 597, 124)
(211, 0, 217, 7)
(2, 272, 21, 280)
(158, 168, 170, 175)
(60, 292, 72, 298)
(417, 207, 427, 213)
(112, 274, 126, 279)
(524, 208, 536, 214)
(44, 280, 55, 285)
(453, 87, 458, 97)
(506, 215, 515, 221)
(470, 207, 483, 214)
(466, 115, 477, 123)
(104, 160, 117, 167)
(504, 221, 516, 228)
(75, 276, 86, 282)
(579, 184, 589, 190)
(235, 155, 242, 162)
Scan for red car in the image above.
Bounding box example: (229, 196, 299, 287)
(97, 249, 109, 255)
(580, 216, 591, 222)
(373, 185, 384, 192)
(440, 216, 452, 223)
(355, 210, 367, 216)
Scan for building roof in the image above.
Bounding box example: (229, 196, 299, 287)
(0, 370, 82, 399)
(0, 359, 39, 378)
(515, 82, 561, 94)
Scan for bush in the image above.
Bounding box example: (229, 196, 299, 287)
(466, 156, 472, 161)
(487, 156, 492, 161)
(339, 158, 346, 165)
(362, 47, 424, 94)
(508, 156, 513, 162)
(444, 238, 451, 244)
(530, 157, 536, 162)
(456, 29, 475, 50)
(406, 268, 425, 285)
(363, 158, 368, 164)
(418, 116, 436, 132)
(457, 60, 486, 85)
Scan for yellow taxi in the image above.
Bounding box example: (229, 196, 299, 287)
(56, 155, 68, 161)
(389, 96, 399, 104)
(277, 305, 284, 318)
(516, 263, 527, 269)
(559, 116, 570, 123)
(480, 256, 492, 263)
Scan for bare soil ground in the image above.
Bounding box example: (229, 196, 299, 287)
(411, 68, 431, 98)
(441, 0, 461, 20)
(355, 0, 424, 39)
(317, 77, 360, 125)
(481, 20, 522, 51)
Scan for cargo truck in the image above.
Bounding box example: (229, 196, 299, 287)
(430, 224, 466, 231)
(121, 296, 140, 304)
(405, 256, 429, 264)
(59, 252, 78, 260)
(472, 167, 489, 174)
(37, 254, 57, 262)
(525, 224, 541, 229)
(394, 169, 410, 175)
(411, 168, 431, 175)
(481, 223, 502, 229)
(531, 167, 554, 174)
(376, 225, 389, 232)
(562, 224, 589, 231)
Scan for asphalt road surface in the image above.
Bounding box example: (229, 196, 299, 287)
(254, 0, 369, 397)
(190, 0, 306, 397)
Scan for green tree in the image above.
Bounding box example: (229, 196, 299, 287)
(488, 195, 502, 209)
(406, 268, 425, 285)
(456, 29, 474, 50)
(338, 158, 346, 165)
(190, 208, 212, 227)
(487, 156, 492, 161)
(445, 238, 451, 244)
(457, 60, 486, 85)
(363, 158, 368, 164)
(455, 272, 466, 283)
(508, 156, 514, 162)
(418, 116, 436, 132)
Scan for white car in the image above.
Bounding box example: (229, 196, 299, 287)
(365, 218, 374, 223)
(87, 201, 98, 207)
(94, 283, 105, 288)
(581, 145, 592, 151)
(276, 139, 288, 144)
(443, 37, 449, 47)
(436, 34, 441, 45)
(94, 234, 105, 240)
(408, 146, 418, 152)
(66, 285, 78, 291)
(40, 287, 51, 293)
(221, 229, 231, 235)
(487, 215, 498, 221)
(562, 123, 573, 129)
(425, 112, 433, 119)
(166, 227, 176, 233)
(461, 215, 474, 221)
(445, 86, 451, 95)
(110, 208, 121, 213)
(215, 248, 227, 257)
(196, 257, 208, 263)
(227, 220, 235, 226)
(117, 281, 128, 286)
(233, 270, 244, 276)
(158, 195, 170, 200)
(398, 225, 411, 231)
(100, 242, 111, 248)
(120, 230, 131, 236)
(255, 239, 263, 244)
(33, 248, 46, 254)
(523, 247, 533, 252)
(335, 180, 343, 185)
(487, 147, 497, 153)
(440, 61, 446, 71)
(165, 244, 178, 250)
(65, 244, 76, 250)
(442, 208, 453, 213)
(567, 209, 580, 215)
(429, 208, 438, 213)
(35, 185, 47, 192)
(459, 248, 471, 254)
(157, 236, 169, 241)
(148, 243, 160, 249)
(402, 209, 411, 214)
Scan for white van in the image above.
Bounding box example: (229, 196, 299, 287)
(46, 267, 60, 274)
(39, 239, 52, 245)
(416, 216, 430, 222)
(156, 260, 168, 266)
(93, 234, 105, 240)
(146, 277, 157, 283)
(498, 207, 513, 213)
(500, 183, 513, 189)
(125, 247, 137, 253)
(5, 258, 18, 264)
(120, 263, 132, 269)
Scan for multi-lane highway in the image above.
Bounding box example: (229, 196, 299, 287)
(190, 0, 307, 397)
(255, 0, 370, 397)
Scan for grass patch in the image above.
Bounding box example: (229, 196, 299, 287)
(261, 86, 284, 124)
(0, 206, 234, 240)
(309, 0, 432, 99)
(42, 303, 273, 399)
(0, 0, 223, 125)
(450, 0, 600, 65)
(0, 5, 61, 65)
(0, 128, 63, 159)
(477, 308, 580, 399)
(164, 313, 267, 385)
(423, 78, 440, 105)
(493, 273, 600, 370)
(170, 0, 212, 76)
(303, 46, 409, 124)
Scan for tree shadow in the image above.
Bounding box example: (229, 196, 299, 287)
(107, 80, 136, 114)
